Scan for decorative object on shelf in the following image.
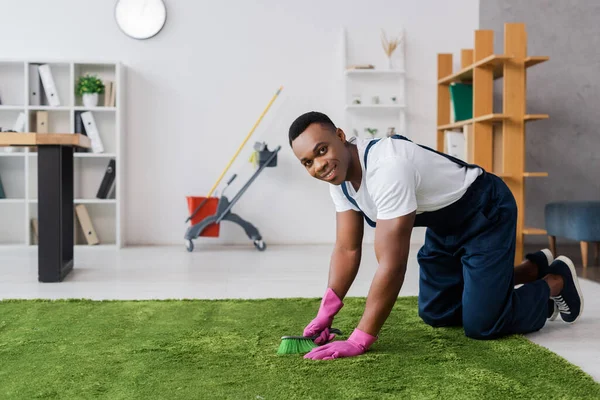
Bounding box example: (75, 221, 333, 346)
(76, 74, 105, 107)
(351, 94, 362, 104)
(365, 127, 378, 138)
(371, 96, 380, 104)
(381, 29, 403, 70)
(391, 96, 398, 104)
(115, 0, 167, 40)
(386, 127, 396, 137)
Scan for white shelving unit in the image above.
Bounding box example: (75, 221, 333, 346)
(0, 59, 125, 248)
(341, 27, 407, 139)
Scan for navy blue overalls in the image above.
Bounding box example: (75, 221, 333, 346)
(341, 135, 549, 339)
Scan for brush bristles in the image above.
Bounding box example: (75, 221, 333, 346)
(277, 338, 317, 355)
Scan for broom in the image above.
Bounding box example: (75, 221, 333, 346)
(185, 86, 283, 224)
(277, 328, 343, 355)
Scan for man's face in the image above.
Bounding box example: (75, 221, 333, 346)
(291, 123, 349, 185)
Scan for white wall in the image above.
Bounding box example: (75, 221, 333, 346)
(0, 0, 479, 246)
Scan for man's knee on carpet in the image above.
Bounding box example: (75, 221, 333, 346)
(419, 305, 462, 328)
(462, 308, 507, 340)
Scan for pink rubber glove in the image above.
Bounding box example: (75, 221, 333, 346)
(304, 328, 377, 360)
(303, 288, 344, 345)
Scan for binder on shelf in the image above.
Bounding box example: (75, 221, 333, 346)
(444, 130, 466, 161)
(449, 82, 473, 122)
(31, 218, 39, 244)
(80, 111, 104, 153)
(75, 204, 99, 245)
(28, 64, 41, 106)
(38, 64, 61, 106)
(73, 111, 88, 152)
(35, 111, 48, 133)
(96, 159, 116, 199)
(12, 112, 26, 132)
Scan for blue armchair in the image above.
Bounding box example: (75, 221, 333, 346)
(545, 201, 600, 268)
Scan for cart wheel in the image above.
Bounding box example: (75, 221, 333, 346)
(185, 239, 194, 252)
(253, 239, 266, 251)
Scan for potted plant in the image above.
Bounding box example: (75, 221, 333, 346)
(365, 127, 378, 138)
(76, 74, 105, 107)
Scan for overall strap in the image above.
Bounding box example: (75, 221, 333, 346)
(369, 134, 482, 171)
(341, 181, 376, 227)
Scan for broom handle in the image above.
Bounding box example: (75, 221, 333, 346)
(205, 86, 283, 199)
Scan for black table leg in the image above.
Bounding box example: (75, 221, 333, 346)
(38, 145, 74, 282)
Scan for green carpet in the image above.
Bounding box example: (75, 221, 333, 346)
(1, 297, 598, 400)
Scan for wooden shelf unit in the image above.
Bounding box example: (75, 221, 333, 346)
(436, 23, 549, 263)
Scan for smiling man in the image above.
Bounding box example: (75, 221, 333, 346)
(289, 111, 584, 361)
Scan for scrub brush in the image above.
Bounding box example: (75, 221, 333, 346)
(277, 328, 343, 355)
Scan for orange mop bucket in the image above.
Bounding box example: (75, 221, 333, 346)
(186, 196, 220, 237)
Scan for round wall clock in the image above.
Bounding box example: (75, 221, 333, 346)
(115, 0, 167, 40)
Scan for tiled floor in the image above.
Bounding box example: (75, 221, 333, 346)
(0, 243, 598, 382)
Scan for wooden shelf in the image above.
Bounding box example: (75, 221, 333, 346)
(525, 56, 549, 68)
(439, 114, 548, 130)
(499, 172, 549, 179)
(523, 227, 547, 235)
(438, 54, 549, 85)
(524, 114, 549, 121)
(436, 24, 549, 264)
(438, 54, 512, 84)
(523, 172, 548, 177)
(437, 113, 507, 130)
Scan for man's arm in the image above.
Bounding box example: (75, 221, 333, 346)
(327, 209, 364, 299)
(356, 211, 415, 337)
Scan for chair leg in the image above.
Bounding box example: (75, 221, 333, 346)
(548, 236, 556, 257)
(580, 241, 589, 269)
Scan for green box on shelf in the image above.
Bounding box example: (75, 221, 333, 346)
(449, 82, 473, 121)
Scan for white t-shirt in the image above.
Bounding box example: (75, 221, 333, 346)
(329, 136, 482, 221)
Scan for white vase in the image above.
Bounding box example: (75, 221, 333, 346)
(83, 93, 98, 107)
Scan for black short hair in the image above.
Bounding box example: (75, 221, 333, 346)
(288, 111, 336, 147)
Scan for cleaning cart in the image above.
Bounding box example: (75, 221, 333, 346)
(184, 143, 281, 252)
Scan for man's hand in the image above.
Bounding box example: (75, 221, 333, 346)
(304, 328, 377, 360)
(303, 210, 364, 345)
(303, 288, 344, 345)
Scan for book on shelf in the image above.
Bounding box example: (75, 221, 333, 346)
(96, 159, 116, 199)
(103, 81, 116, 107)
(346, 64, 375, 70)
